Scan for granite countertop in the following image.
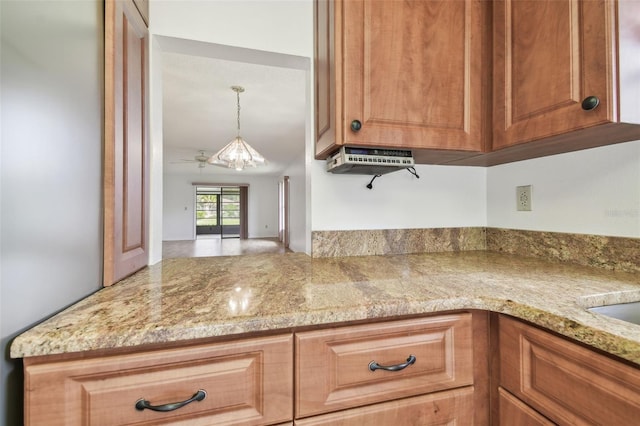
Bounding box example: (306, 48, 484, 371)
(10, 251, 640, 365)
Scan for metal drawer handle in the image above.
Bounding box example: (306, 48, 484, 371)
(135, 389, 207, 412)
(368, 354, 416, 372)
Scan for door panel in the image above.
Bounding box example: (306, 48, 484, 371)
(493, 0, 614, 149)
(104, 0, 148, 286)
(342, 0, 485, 151)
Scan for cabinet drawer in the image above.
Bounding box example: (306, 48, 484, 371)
(294, 387, 474, 426)
(295, 314, 473, 418)
(499, 315, 640, 425)
(25, 334, 293, 425)
(499, 387, 554, 426)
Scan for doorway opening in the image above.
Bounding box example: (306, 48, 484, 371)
(151, 35, 312, 262)
(195, 186, 247, 239)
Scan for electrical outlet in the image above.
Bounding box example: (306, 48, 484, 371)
(516, 185, 532, 211)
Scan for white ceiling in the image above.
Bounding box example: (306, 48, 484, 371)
(162, 51, 307, 176)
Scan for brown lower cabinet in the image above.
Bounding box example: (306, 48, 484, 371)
(294, 387, 474, 425)
(498, 387, 554, 426)
(22, 312, 640, 425)
(498, 315, 640, 425)
(23, 334, 294, 425)
(295, 314, 474, 418)
(23, 313, 481, 425)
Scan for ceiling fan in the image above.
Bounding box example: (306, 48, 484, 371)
(171, 151, 210, 168)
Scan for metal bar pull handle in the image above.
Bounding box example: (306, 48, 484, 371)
(135, 389, 207, 412)
(368, 354, 416, 372)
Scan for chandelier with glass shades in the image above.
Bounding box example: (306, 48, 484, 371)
(208, 86, 267, 171)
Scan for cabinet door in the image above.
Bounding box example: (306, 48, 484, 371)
(104, 0, 149, 285)
(295, 387, 474, 426)
(499, 387, 555, 426)
(296, 314, 473, 418)
(24, 335, 293, 425)
(499, 315, 640, 425)
(343, 0, 487, 152)
(316, 0, 489, 158)
(493, 0, 614, 150)
(315, 0, 339, 157)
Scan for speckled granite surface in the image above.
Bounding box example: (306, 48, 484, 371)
(10, 251, 640, 366)
(312, 227, 486, 257)
(487, 228, 640, 274)
(312, 227, 640, 274)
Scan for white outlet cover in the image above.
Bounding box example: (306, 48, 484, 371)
(516, 185, 532, 211)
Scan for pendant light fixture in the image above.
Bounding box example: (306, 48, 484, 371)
(208, 86, 267, 171)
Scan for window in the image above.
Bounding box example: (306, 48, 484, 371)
(221, 188, 240, 226)
(195, 186, 243, 238)
(196, 193, 218, 227)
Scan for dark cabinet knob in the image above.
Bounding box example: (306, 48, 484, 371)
(581, 96, 600, 111)
(350, 120, 362, 132)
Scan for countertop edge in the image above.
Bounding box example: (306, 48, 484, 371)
(11, 296, 640, 365)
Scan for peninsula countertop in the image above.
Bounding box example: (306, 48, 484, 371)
(10, 251, 640, 364)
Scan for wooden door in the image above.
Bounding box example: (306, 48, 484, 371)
(315, 0, 338, 158)
(493, 0, 615, 150)
(104, 0, 149, 285)
(341, 0, 488, 152)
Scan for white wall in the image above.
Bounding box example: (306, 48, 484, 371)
(311, 162, 487, 230)
(151, 0, 312, 58)
(163, 173, 280, 240)
(487, 141, 640, 238)
(0, 1, 104, 424)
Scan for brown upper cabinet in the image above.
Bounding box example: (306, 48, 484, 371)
(315, 0, 640, 167)
(314, 0, 492, 164)
(485, 0, 640, 165)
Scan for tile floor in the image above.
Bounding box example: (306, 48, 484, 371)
(162, 235, 290, 259)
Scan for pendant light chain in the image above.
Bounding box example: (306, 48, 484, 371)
(236, 89, 241, 137)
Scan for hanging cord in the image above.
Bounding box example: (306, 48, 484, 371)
(366, 174, 382, 190)
(407, 167, 420, 179)
(236, 89, 241, 137)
